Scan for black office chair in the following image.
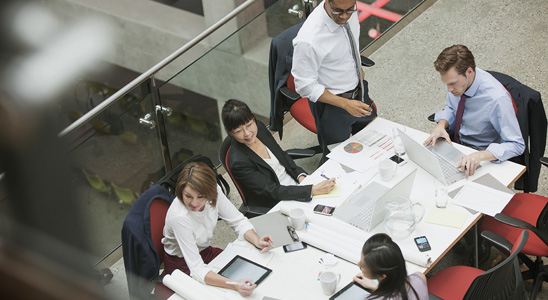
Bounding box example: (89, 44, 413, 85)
(427, 71, 546, 193)
(219, 136, 270, 218)
(428, 230, 529, 300)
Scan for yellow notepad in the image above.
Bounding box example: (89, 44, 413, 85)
(312, 183, 341, 199)
(425, 208, 468, 228)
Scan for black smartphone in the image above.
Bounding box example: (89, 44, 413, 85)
(314, 204, 335, 216)
(414, 236, 431, 252)
(389, 154, 406, 165)
(283, 241, 307, 253)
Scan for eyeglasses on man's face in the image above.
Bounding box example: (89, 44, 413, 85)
(328, 1, 357, 15)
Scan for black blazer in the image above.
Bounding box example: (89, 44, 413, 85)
(121, 185, 174, 300)
(268, 23, 303, 139)
(488, 71, 547, 193)
(227, 121, 312, 208)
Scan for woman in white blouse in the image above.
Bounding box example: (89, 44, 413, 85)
(162, 162, 273, 296)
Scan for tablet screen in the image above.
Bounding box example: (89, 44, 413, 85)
(218, 255, 272, 285)
(330, 282, 371, 300)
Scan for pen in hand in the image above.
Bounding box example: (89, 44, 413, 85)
(226, 281, 252, 286)
(320, 174, 330, 180)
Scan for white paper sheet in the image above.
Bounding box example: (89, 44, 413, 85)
(163, 270, 226, 300)
(451, 181, 514, 217)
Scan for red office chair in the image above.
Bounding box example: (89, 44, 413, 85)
(219, 136, 270, 218)
(150, 199, 175, 300)
(428, 230, 528, 300)
(480, 192, 548, 300)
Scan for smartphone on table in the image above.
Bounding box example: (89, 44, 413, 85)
(389, 154, 406, 165)
(314, 204, 335, 216)
(283, 241, 307, 253)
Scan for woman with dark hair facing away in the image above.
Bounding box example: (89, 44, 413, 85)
(354, 233, 428, 300)
(222, 99, 336, 208)
(162, 162, 274, 297)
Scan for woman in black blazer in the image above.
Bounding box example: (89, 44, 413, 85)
(222, 99, 335, 208)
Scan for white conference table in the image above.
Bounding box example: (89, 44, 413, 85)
(168, 117, 525, 300)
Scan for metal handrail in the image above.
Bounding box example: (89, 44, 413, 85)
(58, 0, 258, 137)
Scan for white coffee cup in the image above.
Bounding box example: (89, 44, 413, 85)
(320, 271, 341, 295)
(289, 208, 306, 231)
(378, 159, 398, 181)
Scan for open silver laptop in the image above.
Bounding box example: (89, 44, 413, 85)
(398, 129, 478, 185)
(334, 169, 416, 232)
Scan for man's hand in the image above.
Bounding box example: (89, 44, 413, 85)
(342, 100, 372, 117)
(424, 120, 451, 146)
(457, 150, 495, 178)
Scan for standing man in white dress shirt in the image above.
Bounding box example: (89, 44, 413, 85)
(292, 0, 377, 163)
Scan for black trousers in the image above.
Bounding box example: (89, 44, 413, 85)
(310, 80, 377, 164)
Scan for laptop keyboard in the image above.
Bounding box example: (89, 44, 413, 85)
(349, 202, 375, 230)
(437, 155, 464, 181)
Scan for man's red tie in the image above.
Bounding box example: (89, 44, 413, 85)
(453, 94, 466, 144)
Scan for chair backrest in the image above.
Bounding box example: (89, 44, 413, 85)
(464, 230, 529, 300)
(219, 136, 248, 206)
(149, 198, 171, 265)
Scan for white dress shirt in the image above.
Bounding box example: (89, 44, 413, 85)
(291, 0, 360, 102)
(162, 185, 254, 283)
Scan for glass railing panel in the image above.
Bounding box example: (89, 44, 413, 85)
(157, 0, 304, 167)
(62, 92, 165, 263)
(359, 0, 432, 53)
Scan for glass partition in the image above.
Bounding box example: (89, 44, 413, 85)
(157, 0, 304, 167)
(62, 91, 165, 263)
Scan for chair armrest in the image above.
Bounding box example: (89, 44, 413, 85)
(540, 157, 548, 167)
(286, 148, 316, 159)
(495, 213, 548, 245)
(240, 205, 270, 218)
(280, 87, 301, 101)
(481, 230, 512, 257)
(360, 55, 375, 67)
(428, 293, 444, 300)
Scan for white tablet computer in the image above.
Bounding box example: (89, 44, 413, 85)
(218, 255, 272, 285)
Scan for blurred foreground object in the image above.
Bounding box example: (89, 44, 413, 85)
(0, 1, 114, 299)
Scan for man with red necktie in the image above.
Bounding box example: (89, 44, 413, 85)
(423, 45, 524, 178)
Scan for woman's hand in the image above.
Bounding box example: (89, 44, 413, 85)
(353, 273, 378, 291)
(233, 279, 256, 297)
(255, 235, 274, 253)
(311, 178, 336, 196)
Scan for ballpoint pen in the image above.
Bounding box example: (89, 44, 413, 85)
(320, 174, 330, 180)
(226, 281, 252, 286)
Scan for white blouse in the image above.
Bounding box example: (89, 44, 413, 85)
(263, 146, 299, 186)
(162, 185, 254, 283)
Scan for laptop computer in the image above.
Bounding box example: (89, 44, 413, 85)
(334, 169, 416, 232)
(398, 129, 478, 185)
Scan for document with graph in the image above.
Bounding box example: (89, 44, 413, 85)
(326, 130, 393, 172)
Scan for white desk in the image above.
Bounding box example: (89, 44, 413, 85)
(168, 117, 525, 300)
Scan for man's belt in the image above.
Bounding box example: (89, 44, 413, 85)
(337, 84, 360, 99)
